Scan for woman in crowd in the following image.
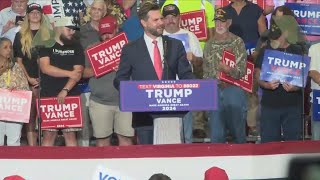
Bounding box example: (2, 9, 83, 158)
(13, 3, 51, 146)
(0, 37, 29, 146)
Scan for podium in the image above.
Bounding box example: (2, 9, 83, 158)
(120, 80, 217, 144)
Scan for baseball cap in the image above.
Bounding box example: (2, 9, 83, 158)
(204, 167, 229, 180)
(54, 16, 80, 30)
(99, 16, 117, 35)
(162, 4, 180, 17)
(3, 175, 26, 180)
(27, 3, 42, 14)
(214, 8, 231, 22)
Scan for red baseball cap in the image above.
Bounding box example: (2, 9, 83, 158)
(3, 175, 26, 180)
(99, 16, 117, 35)
(204, 167, 229, 180)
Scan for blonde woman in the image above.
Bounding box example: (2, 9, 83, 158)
(13, 3, 50, 146)
(0, 37, 29, 146)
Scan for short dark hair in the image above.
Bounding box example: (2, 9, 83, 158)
(148, 173, 172, 180)
(138, 1, 160, 20)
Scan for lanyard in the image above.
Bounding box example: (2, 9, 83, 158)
(173, 0, 206, 9)
(5, 70, 10, 87)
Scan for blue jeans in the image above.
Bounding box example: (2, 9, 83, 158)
(181, 112, 193, 143)
(260, 106, 302, 143)
(208, 86, 247, 143)
(135, 126, 153, 145)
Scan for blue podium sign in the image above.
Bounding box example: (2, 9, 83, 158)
(120, 80, 217, 112)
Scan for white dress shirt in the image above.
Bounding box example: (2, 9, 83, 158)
(144, 33, 164, 68)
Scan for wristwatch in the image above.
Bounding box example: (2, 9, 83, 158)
(62, 88, 70, 93)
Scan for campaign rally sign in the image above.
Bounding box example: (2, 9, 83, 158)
(37, 96, 83, 129)
(167, 33, 190, 52)
(218, 0, 265, 9)
(219, 51, 254, 93)
(245, 41, 257, 57)
(86, 32, 128, 78)
(260, 49, 310, 87)
(180, 10, 207, 40)
(78, 79, 90, 93)
(120, 80, 217, 112)
(29, 0, 65, 20)
(0, 89, 32, 123)
(313, 90, 320, 121)
(285, 3, 320, 35)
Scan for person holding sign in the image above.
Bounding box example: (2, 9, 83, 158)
(255, 16, 304, 143)
(0, 37, 30, 146)
(162, 4, 203, 143)
(308, 42, 320, 140)
(203, 8, 247, 144)
(13, 3, 50, 146)
(84, 15, 134, 146)
(114, 1, 194, 145)
(39, 17, 85, 146)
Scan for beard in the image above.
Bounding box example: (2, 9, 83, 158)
(146, 25, 164, 37)
(60, 34, 76, 46)
(215, 27, 227, 35)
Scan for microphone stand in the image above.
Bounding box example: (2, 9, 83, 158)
(34, 46, 43, 146)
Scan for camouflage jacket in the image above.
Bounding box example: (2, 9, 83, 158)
(203, 33, 247, 81)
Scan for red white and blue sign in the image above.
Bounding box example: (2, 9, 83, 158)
(313, 89, 320, 121)
(260, 49, 310, 87)
(285, 3, 320, 35)
(120, 80, 217, 112)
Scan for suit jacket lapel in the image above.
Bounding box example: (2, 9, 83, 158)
(138, 37, 159, 79)
(162, 35, 172, 80)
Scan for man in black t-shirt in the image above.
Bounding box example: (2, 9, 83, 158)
(39, 16, 85, 146)
(254, 16, 303, 143)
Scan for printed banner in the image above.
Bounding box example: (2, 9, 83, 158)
(180, 10, 207, 40)
(313, 89, 320, 121)
(120, 80, 217, 112)
(219, 51, 254, 93)
(285, 3, 320, 35)
(245, 41, 257, 57)
(37, 96, 83, 129)
(167, 33, 190, 52)
(0, 89, 32, 123)
(86, 32, 128, 78)
(218, 0, 265, 9)
(260, 49, 310, 87)
(29, 0, 65, 20)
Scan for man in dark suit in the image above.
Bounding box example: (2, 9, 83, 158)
(114, 1, 194, 144)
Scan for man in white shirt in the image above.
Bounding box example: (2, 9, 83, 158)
(162, 4, 203, 143)
(0, 0, 28, 42)
(308, 43, 320, 140)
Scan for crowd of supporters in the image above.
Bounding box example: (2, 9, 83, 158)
(0, 0, 319, 147)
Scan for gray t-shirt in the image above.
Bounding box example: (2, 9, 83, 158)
(80, 22, 120, 106)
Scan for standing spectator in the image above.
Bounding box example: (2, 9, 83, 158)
(255, 16, 303, 143)
(162, 4, 203, 143)
(223, 0, 266, 137)
(216, 0, 274, 15)
(0, 37, 29, 146)
(162, 0, 215, 140)
(203, 8, 247, 143)
(104, 0, 127, 26)
(116, 0, 136, 18)
(84, 15, 134, 146)
(0, 0, 28, 42)
(39, 16, 84, 146)
(13, 3, 51, 146)
(80, 0, 108, 147)
(0, 0, 11, 11)
(114, 1, 194, 144)
(62, 0, 87, 25)
(308, 42, 320, 140)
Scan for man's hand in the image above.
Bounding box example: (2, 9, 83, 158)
(283, 82, 299, 92)
(218, 62, 231, 74)
(260, 80, 280, 90)
(28, 77, 39, 88)
(187, 52, 195, 62)
(68, 69, 82, 81)
(2, 20, 15, 35)
(57, 90, 68, 104)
